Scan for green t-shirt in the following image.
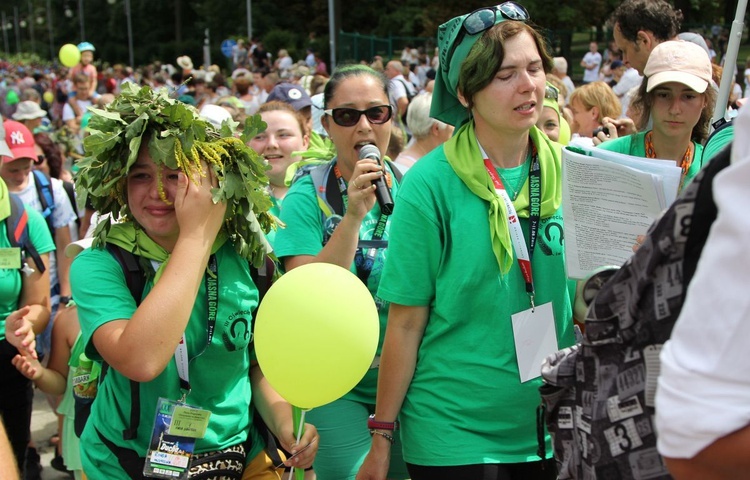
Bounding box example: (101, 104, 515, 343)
(702, 124, 734, 165)
(597, 131, 705, 190)
(274, 161, 401, 404)
(377, 145, 575, 466)
(0, 205, 55, 342)
(71, 242, 263, 476)
(266, 195, 282, 247)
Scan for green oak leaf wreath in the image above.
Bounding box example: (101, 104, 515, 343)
(75, 82, 276, 267)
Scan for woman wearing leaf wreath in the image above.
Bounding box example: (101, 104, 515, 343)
(70, 83, 318, 479)
(357, 5, 575, 480)
(274, 65, 409, 479)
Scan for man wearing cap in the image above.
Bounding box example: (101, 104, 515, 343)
(11, 101, 48, 134)
(1, 120, 78, 355)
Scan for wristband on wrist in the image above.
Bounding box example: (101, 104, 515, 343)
(367, 414, 398, 431)
(370, 430, 395, 444)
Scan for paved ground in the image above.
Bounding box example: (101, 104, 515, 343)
(30, 388, 72, 480)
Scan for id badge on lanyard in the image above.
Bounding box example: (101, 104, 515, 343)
(143, 255, 218, 478)
(478, 138, 559, 382)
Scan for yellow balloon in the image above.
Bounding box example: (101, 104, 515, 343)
(254, 263, 379, 409)
(43, 91, 54, 104)
(59, 44, 81, 68)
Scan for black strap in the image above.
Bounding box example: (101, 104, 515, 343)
(106, 244, 148, 303)
(332, 163, 389, 284)
(96, 428, 147, 478)
(105, 244, 149, 441)
(62, 180, 81, 228)
(323, 160, 402, 217)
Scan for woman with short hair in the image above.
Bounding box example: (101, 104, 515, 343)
(357, 5, 575, 479)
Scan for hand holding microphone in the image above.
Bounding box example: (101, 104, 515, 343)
(358, 144, 394, 215)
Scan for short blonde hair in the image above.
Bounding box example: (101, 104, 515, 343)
(569, 81, 621, 122)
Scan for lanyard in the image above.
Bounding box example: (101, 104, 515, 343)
(333, 163, 389, 284)
(478, 138, 541, 309)
(174, 254, 218, 395)
(644, 130, 693, 190)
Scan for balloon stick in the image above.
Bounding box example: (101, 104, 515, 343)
(288, 406, 306, 480)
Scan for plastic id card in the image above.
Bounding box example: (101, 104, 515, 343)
(143, 398, 211, 479)
(0, 248, 21, 269)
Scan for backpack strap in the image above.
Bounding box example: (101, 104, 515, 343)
(246, 255, 284, 466)
(62, 180, 81, 229)
(105, 243, 148, 441)
(6, 193, 46, 273)
(305, 160, 402, 247)
(309, 162, 337, 218)
(31, 170, 55, 234)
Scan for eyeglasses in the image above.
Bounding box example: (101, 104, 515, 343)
(545, 84, 559, 101)
(446, 2, 530, 72)
(34, 155, 45, 165)
(323, 105, 393, 127)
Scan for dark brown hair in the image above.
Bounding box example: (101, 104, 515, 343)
(458, 21, 553, 112)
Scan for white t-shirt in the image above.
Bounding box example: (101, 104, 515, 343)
(612, 68, 643, 97)
(62, 98, 93, 122)
(16, 173, 78, 305)
(388, 74, 416, 107)
(582, 51, 602, 83)
(744, 67, 750, 97)
(656, 104, 750, 459)
(562, 76, 576, 104)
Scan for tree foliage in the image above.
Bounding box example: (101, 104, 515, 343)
(1, 0, 746, 66)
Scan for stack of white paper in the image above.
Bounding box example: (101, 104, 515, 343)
(562, 146, 682, 279)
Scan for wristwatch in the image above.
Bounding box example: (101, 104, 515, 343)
(59, 295, 72, 306)
(367, 414, 398, 431)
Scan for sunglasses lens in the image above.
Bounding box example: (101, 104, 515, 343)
(499, 2, 529, 21)
(365, 106, 392, 124)
(333, 108, 361, 127)
(464, 10, 496, 35)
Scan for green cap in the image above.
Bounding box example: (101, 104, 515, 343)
(431, 10, 509, 127)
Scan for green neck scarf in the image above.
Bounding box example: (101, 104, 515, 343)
(444, 120, 562, 275)
(0, 178, 10, 222)
(105, 222, 227, 283)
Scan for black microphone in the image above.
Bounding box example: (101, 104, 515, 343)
(359, 144, 394, 215)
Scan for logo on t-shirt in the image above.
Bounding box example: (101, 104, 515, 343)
(221, 310, 253, 351)
(538, 215, 564, 256)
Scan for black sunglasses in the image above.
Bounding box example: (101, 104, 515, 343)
(323, 105, 393, 127)
(446, 2, 530, 72)
(545, 84, 559, 101)
(34, 155, 45, 165)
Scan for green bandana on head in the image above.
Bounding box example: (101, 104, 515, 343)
(444, 121, 562, 275)
(76, 83, 275, 267)
(432, 9, 512, 127)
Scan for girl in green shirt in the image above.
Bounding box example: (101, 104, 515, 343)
(597, 40, 717, 191)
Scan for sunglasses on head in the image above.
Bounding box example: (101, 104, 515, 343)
(545, 84, 559, 101)
(446, 2, 530, 73)
(323, 105, 393, 127)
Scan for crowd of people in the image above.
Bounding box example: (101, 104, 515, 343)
(0, 0, 747, 479)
